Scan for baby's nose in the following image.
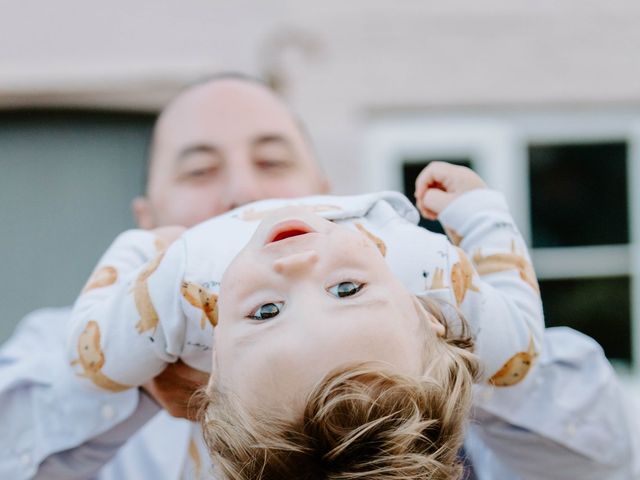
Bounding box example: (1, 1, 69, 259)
(272, 250, 319, 276)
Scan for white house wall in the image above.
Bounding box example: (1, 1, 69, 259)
(2, 0, 640, 192)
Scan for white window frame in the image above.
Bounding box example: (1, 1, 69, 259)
(363, 108, 640, 374)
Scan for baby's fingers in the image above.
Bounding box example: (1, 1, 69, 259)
(414, 162, 455, 201)
(418, 188, 454, 220)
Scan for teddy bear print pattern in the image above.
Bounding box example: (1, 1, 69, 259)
(133, 251, 165, 334)
(440, 228, 540, 386)
(69, 191, 544, 392)
(82, 265, 118, 293)
(70, 231, 219, 391)
(473, 239, 540, 294)
(72, 235, 165, 390)
(489, 336, 538, 386)
(354, 222, 387, 257)
(180, 281, 218, 329)
(427, 250, 480, 306)
(70, 320, 130, 392)
(377, 215, 540, 387)
(75, 265, 127, 391)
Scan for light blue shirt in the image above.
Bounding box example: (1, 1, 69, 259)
(1, 308, 638, 479)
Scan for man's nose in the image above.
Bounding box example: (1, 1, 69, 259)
(226, 163, 261, 210)
(272, 250, 319, 276)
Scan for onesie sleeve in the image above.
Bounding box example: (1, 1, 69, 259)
(436, 189, 544, 385)
(341, 190, 543, 385)
(67, 230, 193, 391)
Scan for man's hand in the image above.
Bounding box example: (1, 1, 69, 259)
(414, 161, 486, 220)
(142, 360, 210, 420)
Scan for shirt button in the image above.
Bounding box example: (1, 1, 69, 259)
(565, 421, 577, 436)
(20, 453, 31, 466)
(101, 404, 116, 420)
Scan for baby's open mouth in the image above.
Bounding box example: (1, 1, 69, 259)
(266, 220, 316, 244)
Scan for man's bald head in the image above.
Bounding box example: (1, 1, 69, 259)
(133, 75, 328, 229)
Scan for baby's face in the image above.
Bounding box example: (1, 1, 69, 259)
(211, 208, 442, 417)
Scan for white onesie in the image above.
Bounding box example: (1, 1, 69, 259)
(68, 189, 543, 391)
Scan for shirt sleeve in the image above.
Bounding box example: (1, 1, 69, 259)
(0, 308, 159, 480)
(436, 189, 545, 385)
(67, 230, 192, 391)
(439, 193, 638, 475)
(467, 328, 640, 479)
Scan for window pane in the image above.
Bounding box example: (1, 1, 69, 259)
(539, 276, 631, 363)
(528, 142, 628, 247)
(402, 159, 473, 234)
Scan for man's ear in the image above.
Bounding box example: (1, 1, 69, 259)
(132, 196, 156, 230)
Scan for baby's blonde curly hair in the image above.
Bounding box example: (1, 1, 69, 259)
(200, 297, 479, 479)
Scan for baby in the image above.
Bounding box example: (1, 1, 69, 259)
(68, 163, 543, 479)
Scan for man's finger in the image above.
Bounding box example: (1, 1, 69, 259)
(141, 360, 210, 420)
(173, 359, 209, 378)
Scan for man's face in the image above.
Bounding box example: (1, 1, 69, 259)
(134, 79, 328, 229)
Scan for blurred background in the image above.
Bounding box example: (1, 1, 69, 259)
(1, 0, 640, 398)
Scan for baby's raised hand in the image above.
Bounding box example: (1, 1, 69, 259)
(414, 161, 486, 220)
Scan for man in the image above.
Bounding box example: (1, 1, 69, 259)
(131, 74, 329, 421)
(132, 74, 328, 230)
(0, 75, 330, 480)
(0, 75, 637, 479)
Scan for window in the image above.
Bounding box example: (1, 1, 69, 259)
(365, 111, 640, 371)
(528, 142, 628, 247)
(539, 277, 631, 360)
(528, 140, 632, 364)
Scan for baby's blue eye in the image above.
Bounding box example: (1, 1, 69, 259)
(328, 281, 364, 298)
(249, 302, 283, 320)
